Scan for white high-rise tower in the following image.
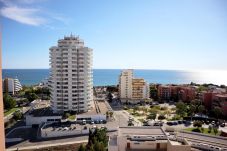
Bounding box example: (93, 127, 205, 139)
(49, 35, 93, 113)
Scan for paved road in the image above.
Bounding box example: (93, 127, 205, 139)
(177, 132, 227, 148)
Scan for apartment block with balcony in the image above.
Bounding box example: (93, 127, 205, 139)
(3, 77, 22, 95)
(49, 35, 93, 113)
(119, 70, 149, 104)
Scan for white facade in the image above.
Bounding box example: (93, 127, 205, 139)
(25, 114, 62, 126)
(119, 69, 133, 99)
(14, 78, 22, 92)
(3, 78, 22, 95)
(49, 35, 93, 113)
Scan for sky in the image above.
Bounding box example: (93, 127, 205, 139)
(1, 0, 227, 70)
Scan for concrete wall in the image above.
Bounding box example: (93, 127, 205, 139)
(76, 114, 106, 121)
(167, 140, 191, 151)
(129, 141, 157, 150)
(41, 128, 88, 138)
(0, 34, 5, 150)
(26, 115, 62, 126)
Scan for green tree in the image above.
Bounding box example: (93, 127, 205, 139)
(198, 105, 205, 114)
(107, 92, 113, 102)
(13, 111, 22, 120)
(213, 127, 218, 135)
(193, 121, 202, 128)
(201, 127, 204, 133)
(208, 125, 212, 133)
(25, 92, 38, 102)
(212, 107, 222, 118)
(188, 104, 196, 121)
(176, 102, 187, 117)
(158, 114, 166, 120)
(147, 112, 157, 120)
(109, 111, 113, 118)
(78, 144, 86, 151)
(3, 94, 16, 110)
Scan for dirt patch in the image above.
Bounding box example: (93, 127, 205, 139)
(21, 143, 86, 151)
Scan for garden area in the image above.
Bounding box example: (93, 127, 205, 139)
(124, 104, 176, 122)
(184, 121, 221, 136)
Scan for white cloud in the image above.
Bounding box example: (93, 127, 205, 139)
(0, 6, 46, 26)
(0, 0, 68, 27)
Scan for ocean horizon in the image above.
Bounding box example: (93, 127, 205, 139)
(2, 69, 227, 86)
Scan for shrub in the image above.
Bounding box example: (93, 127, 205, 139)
(192, 128, 201, 133)
(193, 121, 203, 128)
(158, 114, 166, 120)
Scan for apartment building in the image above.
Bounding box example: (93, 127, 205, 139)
(213, 94, 227, 116)
(158, 86, 172, 100)
(158, 85, 195, 102)
(49, 35, 93, 113)
(119, 70, 149, 104)
(3, 77, 22, 95)
(119, 69, 133, 100)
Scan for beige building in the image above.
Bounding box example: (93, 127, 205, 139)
(119, 70, 149, 104)
(108, 127, 191, 151)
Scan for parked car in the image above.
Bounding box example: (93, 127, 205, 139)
(167, 121, 173, 126)
(177, 120, 183, 124)
(220, 123, 225, 127)
(172, 121, 178, 125)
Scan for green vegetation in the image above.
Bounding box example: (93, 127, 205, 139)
(19, 86, 51, 102)
(13, 110, 23, 120)
(68, 115, 76, 120)
(3, 94, 16, 110)
(79, 128, 108, 151)
(150, 85, 158, 101)
(185, 127, 221, 136)
(4, 107, 22, 116)
(176, 102, 187, 117)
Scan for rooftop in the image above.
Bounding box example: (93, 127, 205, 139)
(29, 107, 61, 117)
(119, 126, 165, 136)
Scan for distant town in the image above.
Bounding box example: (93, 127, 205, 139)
(2, 35, 227, 151)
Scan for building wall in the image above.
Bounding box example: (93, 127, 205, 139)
(119, 69, 133, 100)
(129, 140, 158, 150)
(213, 94, 227, 116)
(25, 115, 62, 126)
(0, 31, 6, 150)
(49, 35, 93, 113)
(3, 78, 14, 95)
(119, 70, 149, 103)
(167, 140, 191, 151)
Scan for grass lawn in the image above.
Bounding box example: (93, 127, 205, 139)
(4, 107, 22, 116)
(68, 115, 76, 120)
(184, 127, 221, 136)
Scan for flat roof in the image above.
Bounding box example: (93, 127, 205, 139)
(169, 140, 183, 145)
(29, 107, 61, 117)
(119, 126, 165, 136)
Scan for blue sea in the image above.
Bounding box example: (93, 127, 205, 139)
(2, 69, 227, 86)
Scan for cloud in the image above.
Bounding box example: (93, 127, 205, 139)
(0, 6, 46, 26)
(0, 0, 68, 27)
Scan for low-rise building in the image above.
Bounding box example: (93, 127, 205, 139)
(108, 126, 191, 151)
(25, 107, 62, 127)
(158, 85, 195, 102)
